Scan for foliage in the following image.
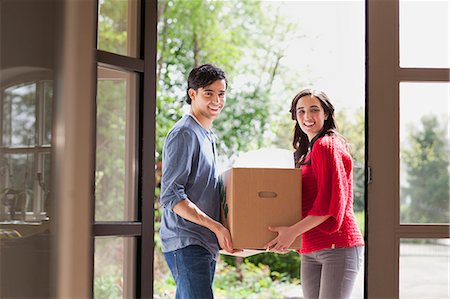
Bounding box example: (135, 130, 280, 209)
(247, 251, 300, 280)
(354, 211, 365, 236)
(95, 0, 137, 221)
(335, 108, 365, 212)
(95, 80, 127, 220)
(156, 0, 302, 164)
(400, 115, 449, 223)
(154, 259, 297, 299)
(221, 251, 300, 280)
(154, 273, 176, 299)
(98, 0, 128, 55)
(2, 83, 36, 147)
(94, 275, 122, 299)
(214, 261, 283, 298)
(1, 82, 41, 219)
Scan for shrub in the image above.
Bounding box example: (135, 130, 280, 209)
(94, 276, 121, 299)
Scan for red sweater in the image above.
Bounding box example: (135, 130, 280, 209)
(297, 134, 364, 254)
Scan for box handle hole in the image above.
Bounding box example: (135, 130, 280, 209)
(258, 191, 277, 198)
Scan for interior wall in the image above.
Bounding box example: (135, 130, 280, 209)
(0, 0, 60, 297)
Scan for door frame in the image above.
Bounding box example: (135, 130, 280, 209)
(366, 1, 449, 298)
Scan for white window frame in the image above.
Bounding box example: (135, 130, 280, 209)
(1, 74, 52, 223)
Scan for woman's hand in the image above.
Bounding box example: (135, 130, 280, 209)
(264, 215, 331, 253)
(264, 226, 298, 254)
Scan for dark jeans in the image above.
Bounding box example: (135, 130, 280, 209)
(164, 245, 216, 299)
(301, 246, 364, 299)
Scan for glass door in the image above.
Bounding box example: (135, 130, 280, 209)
(93, 0, 157, 298)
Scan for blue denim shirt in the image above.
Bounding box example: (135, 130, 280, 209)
(159, 114, 220, 258)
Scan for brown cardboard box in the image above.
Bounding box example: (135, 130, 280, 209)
(220, 167, 302, 253)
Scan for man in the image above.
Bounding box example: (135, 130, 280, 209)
(159, 64, 237, 299)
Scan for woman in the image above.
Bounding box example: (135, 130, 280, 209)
(264, 89, 364, 299)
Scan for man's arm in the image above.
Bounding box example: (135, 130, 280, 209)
(173, 199, 238, 253)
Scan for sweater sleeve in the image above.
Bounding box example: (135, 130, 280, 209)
(307, 136, 351, 234)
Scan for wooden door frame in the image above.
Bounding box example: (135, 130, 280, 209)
(366, 1, 449, 298)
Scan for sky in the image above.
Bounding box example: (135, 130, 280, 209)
(271, 0, 366, 113)
(265, 0, 449, 142)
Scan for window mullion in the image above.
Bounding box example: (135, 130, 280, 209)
(399, 68, 450, 82)
(34, 81, 45, 218)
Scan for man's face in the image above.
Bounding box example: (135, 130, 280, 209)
(189, 79, 227, 125)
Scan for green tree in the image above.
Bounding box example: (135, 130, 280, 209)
(335, 108, 365, 212)
(95, 80, 127, 220)
(98, 0, 128, 55)
(156, 0, 257, 162)
(400, 115, 449, 223)
(95, 0, 131, 221)
(154, 0, 306, 288)
(156, 0, 301, 164)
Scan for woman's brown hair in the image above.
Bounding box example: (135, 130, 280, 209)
(289, 89, 338, 167)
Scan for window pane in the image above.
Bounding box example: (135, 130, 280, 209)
(400, 0, 449, 68)
(35, 152, 51, 221)
(1, 79, 52, 224)
(400, 239, 450, 298)
(0, 153, 34, 223)
(97, 0, 139, 57)
(95, 68, 137, 221)
(400, 83, 449, 224)
(94, 237, 136, 298)
(43, 81, 53, 146)
(2, 83, 36, 147)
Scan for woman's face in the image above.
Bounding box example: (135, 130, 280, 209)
(295, 95, 328, 140)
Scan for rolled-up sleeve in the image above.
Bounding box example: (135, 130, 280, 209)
(160, 129, 197, 210)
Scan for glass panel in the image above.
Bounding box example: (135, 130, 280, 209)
(95, 68, 137, 221)
(43, 81, 53, 146)
(0, 153, 34, 223)
(2, 83, 36, 147)
(34, 152, 51, 221)
(399, 0, 449, 68)
(400, 83, 449, 224)
(97, 0, 139, 57)
(400, 239, 450, 298)
(94, 237, 135, 298)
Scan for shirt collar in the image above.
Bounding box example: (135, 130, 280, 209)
(188, 113, 211, 132)
(188, 113, 217, 141)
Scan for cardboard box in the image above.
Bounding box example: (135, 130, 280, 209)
(220, 167, 302, 254)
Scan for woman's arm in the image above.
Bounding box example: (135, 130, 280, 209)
(264, 215, 330, 253)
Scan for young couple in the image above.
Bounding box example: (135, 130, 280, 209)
(159, 64, 364, 299)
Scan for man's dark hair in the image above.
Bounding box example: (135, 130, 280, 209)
(186, 64, 228, 104)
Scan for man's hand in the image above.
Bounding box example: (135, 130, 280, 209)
(173, 199, 242, 253)
(213, 223, 242, 254)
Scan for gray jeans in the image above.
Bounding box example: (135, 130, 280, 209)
(301, 246, 364, 299)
